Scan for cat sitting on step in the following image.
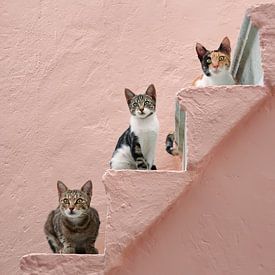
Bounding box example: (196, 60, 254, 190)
(44, 180, 100, 254)
(110, 84, 159, 170)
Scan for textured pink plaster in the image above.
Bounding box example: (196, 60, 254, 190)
(0, 0, 272, 274)
(20, 254, 104, 275)
(247, 4, 275, 89)
(178, 85, 269, 170)
(103, 170, 193, 272)
(109, 88, 275, 275)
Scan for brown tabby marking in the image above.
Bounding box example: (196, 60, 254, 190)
(44, 180, 100, 254)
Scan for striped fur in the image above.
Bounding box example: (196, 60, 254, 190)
(110, 84, 159, 170)
(44, 181, 100, 254)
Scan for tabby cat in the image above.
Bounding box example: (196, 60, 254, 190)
(44, 180, 100, 254)
(110, 84, 159, 170)
(166, 37, 235, 155)
(193, 36, 235, 87)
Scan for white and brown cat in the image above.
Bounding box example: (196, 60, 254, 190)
(110, 84, 159, 170)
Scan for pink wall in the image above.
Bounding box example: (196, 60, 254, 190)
(114, 91, 275, 275)
(0, 0, 272, 274)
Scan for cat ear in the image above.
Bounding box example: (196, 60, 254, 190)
(124, 88, 135, 104)
(57, 181, 68, 197)
(145, 84, 156, 101)
(196, 43, 208, 61)
(81, 180, 93, 197)
(218, 37, 231, 55)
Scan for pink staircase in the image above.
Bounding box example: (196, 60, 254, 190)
(20, 4, 275, 275)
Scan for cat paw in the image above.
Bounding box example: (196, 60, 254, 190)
(61, 246, 75, 254)
(86, 246, 99, 254)
(136, 159, 149, 170)
(137, 164, 149, 170)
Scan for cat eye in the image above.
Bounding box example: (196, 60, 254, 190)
(144, 100, 150, 105)
(206, 58, 212, 64)
(76, 198, 83, 204)
(132, 103, 138, 107)
(219, 56, 225, 61)
(62, 198, 69, 204)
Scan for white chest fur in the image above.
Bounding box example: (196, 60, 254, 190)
(195, 70, 235, 87)
(130, 113, 159, 167)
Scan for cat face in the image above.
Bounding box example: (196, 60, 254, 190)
(57, 180, 93, 220)
(196, 37, 231, 77)
(124, 84, 156, 119)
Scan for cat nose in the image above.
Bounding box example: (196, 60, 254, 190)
(69, 207, 74, 212)
(212, 64, 219, 68)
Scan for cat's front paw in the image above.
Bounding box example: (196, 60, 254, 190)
(136, 158, 149, 170)
(137, 166, 148, 170)
(136, 163, 149, 170)
(61, 246, 75, 254)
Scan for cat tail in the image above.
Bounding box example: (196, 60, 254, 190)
(165, 132, 179, 156)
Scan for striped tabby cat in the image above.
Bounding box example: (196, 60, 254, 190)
(44, 180, 100, 254)
(110, 84, 159, 170)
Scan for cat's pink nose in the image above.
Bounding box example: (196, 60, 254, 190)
(69, 207, 74, 212)
(212, 64, 219, 68)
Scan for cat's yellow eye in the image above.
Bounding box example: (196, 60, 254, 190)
(63, 198, 69, 204)
(219, 56, 225, 61)
(76, 198, 83, 204)
(206, 58, 212, 64)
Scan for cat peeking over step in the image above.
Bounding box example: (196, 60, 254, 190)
(44, 180, 100, 254)
(193, 36, 235, 87)
(110, 84, 159, 170)
(166, 37, 236, 156)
